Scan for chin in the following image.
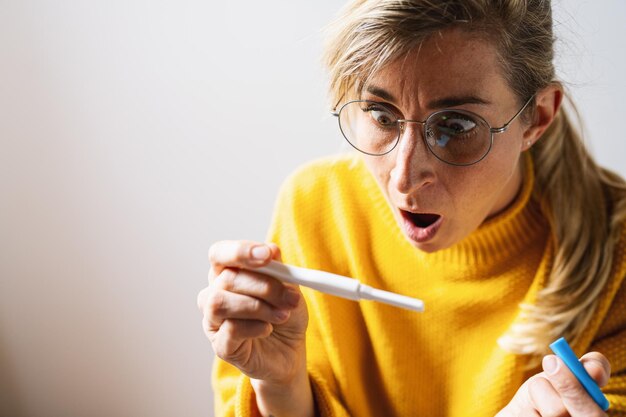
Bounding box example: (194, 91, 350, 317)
(406, 238, 448, 253)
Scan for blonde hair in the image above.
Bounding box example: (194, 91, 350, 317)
(323, 0, 626, 357)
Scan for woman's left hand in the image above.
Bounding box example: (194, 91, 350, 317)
(496, 352, 611, 417)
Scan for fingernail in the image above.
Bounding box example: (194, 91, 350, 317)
(283, 289, 300, 307)
(275, 309, 290, 321)
(251, 245, 270, 261)
(543, 355, 559, 375)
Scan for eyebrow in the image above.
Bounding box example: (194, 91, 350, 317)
(364, 85, 491, 109)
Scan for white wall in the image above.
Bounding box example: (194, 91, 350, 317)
(0, 1, 624, 416)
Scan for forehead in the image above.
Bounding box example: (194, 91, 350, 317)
(365, 28, 511, 106)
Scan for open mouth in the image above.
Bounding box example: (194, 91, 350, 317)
(405, 212, 441, 228)
(399, 210, 443, 244)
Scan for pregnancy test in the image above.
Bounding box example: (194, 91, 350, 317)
(549, 337, 610, 411)
(255, 260, 424, 313)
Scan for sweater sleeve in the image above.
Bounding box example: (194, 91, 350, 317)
(211, 329, 350, 417)
(211, 359, 260, 417)
(211, 337, 350, 417)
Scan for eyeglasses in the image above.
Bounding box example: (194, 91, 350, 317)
(331, 95, 534, 166)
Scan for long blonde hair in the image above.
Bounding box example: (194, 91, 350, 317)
(323, 0, 626, 356)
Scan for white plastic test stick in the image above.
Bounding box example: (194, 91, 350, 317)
(256, 261, 424, 313)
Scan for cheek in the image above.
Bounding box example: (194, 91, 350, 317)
(363, 156, 393, 188)
(441, 169, 488, 210)
(495, 126, 525, 161)
(451, 145, 522, 215)
(443, 145, 521, 208)
(478, 124, 524, 177)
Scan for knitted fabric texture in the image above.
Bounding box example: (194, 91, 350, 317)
(212, 153, 626, 417)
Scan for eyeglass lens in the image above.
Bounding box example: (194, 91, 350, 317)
(337, 100, 493, 166)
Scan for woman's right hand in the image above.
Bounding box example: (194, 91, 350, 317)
(197, 240, 309, 386)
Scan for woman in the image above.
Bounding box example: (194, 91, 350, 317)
(198, 1, 626, 416)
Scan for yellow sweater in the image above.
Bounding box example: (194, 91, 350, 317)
(213, 153, 626, 417)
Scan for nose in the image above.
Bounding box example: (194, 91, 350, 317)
(389, 121, 436, 194)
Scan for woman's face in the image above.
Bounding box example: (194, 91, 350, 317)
(361, 28, 531, 252)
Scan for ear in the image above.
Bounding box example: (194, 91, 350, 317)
(520, 83, 563, 151)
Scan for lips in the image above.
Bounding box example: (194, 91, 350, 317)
(399, 210, 443, 243)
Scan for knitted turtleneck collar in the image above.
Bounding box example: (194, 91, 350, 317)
(367, 152, 547, 267)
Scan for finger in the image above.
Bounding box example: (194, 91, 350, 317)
(211, 319, 273, 363)
(204, 288, 292, 331)
(542, 355, 607, 417)
(267, 242, 282, 261)
(214, 268, 301, 309)
(208, 240, 273, 275)
(527, 375, 568, 417)
(197, 286, 209, 311)
(580, 352, 611, 387)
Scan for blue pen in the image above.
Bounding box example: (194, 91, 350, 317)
(549, 337, 610, 411)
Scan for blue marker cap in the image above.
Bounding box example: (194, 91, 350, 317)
(549, 337, 610, 411)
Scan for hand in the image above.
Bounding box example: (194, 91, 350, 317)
(197, 240, 309, 385)
(496, 352, 611, 417)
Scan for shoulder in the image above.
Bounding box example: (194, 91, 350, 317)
(277, 153, 370, 203)
(267, 153, 378, 266)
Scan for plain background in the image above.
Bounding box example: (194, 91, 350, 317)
(1, 1, 624, 416)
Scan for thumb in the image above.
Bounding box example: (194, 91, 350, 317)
(267, 242, 283, 262)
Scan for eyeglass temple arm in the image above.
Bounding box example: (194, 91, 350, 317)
(491, 94, 535, 134)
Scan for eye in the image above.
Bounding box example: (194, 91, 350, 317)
(363, 104, 397, 127)
(436, 114, 477, 135)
